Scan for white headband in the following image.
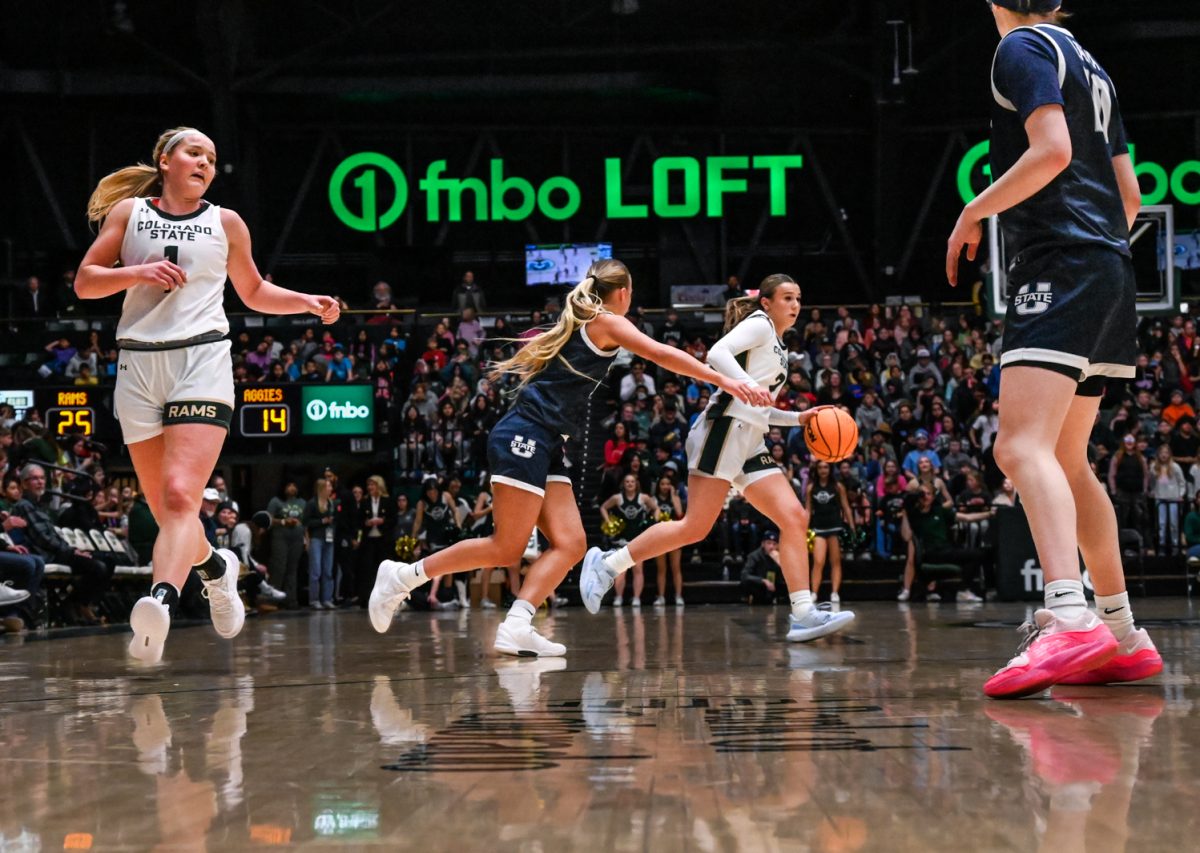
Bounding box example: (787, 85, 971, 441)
(163, 128, 203, 154)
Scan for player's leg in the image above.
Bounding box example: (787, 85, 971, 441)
(985, 367, 1118, 698)
(369, 483, 541, 632)
(494, 481, 585, 657)
(580, 473, 727, 613)
(1053, 387, 1162, 685)
(810, 536, 828, 600)
(742, 473, 854, 642)
(828, 536, 843, 603)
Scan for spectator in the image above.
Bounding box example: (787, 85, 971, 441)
(1108, 434, 1149, 539)
(902, 430, 942, 477)
(721, 275, 744, 302)
(368, 280, 398, 324)
(412, 477, 456, 608)
(305, 478, 337, 609)
(906, 484, 988, 603)
(1170, 417, 1200, 478)
(1184, 492, 1200, 565)
(740, 530, 782, 604)
(992, 478, 1018, 508)
(267, 482, 306, 608)
(325, 346, 352, 382)
(73, 365, 99, 386)
(658, 310, 687, 347)
(17, 276, 51, 318)
(855, 391, 885, 437)
(1163, 388, 1196, 427)
(456, 306, 486, 358)
(1149, 444, 1186, 555)
(620, 361, 656, 402)
(452, 271, 486, 314)
(357, 475, 395, 607)
(127, 491, 159, 565)
(11, 464, 109, 624)
(907, 347, 943, 391)
(38, 338, 77, 378)
(245, 340, 273, 373)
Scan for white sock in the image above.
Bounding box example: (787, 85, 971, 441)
(400, 560, 430, 588)
(603, 546, 634, 574)
(1044, 579, 1088, 620)
(789, 590, 813, 619)
(505, 599, 536, 626)
(454, 578, 468, 602)
(1094, 591, 1135, 641)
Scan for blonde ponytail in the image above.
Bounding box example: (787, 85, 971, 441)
(490, 259, 631, 389)
(723, 273, 797, 332)
(86, 126, 209, 223)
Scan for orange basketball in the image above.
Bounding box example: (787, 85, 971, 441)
(805, 407, 858, 463)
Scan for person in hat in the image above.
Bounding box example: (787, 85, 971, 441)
(740, 530, 783, 605)
(901, 429, 942, 478)
(906, 347, 944, 391)
(947, 0, 1160, 697)
(1163, 389, 1196, 427)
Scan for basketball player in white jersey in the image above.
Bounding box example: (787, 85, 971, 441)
(580, 274, 856, 642)
(76, 127, 339, 663)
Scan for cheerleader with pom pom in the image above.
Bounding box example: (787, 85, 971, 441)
(600, 474, 657, 607)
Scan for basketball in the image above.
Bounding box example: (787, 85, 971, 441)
(805, 407, 858, 463)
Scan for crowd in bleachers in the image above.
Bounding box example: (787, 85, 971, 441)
(4, 268, 1200, 631)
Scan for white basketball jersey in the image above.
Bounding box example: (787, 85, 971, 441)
(704, 310, 789, 432)
(117, 198, 229, 343)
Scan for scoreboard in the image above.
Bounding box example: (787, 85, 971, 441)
(46, 390, 97, 436)
(231, 385, 375, 441)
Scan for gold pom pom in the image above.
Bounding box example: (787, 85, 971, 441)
(395, 535, 418, 561)
(807, 528, 816, 553)
(657, 509, 672, 523)
(601, 516, 627, 537)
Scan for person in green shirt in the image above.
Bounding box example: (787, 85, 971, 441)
(267, 482, 307, 608)
(907, 484, 993, 602)
(1184, 492, 1200, 563)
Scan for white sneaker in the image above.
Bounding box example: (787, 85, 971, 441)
(957, 589, 983, 603)
(580, 547, 616, 614)
(786, 605, 855, 643)
(830, 592, 840, 605)
(653, 596, 666, 607)
(631, 597, 641, 608)
(612, 597, 623, 608)
(927, 592, 941, 603)
(897, 588, 910, 602)
(258, 580, 287, 602)
(675, 596, 685, 607)
(0, 581, 30, 607)
(128, 595, 171, 664)
(369, 560, 428, 633)
(202, 550, 245, 639)
(494, 621, 567, 657)
(481, 599, 498, 610)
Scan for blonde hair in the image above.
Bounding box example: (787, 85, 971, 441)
(86, 126, 210, 223)
(723, 273, 797, 332)
(314, 478, 331, 512)
(489, 259, 631, 390)
(366, 475, 389, 498)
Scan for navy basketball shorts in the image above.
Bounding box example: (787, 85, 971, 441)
(999, 245, 1137, 397)
(487, 410, 573, 497)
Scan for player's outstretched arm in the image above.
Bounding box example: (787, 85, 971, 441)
(223, 209, 340, 324)
(589, 313, 772, 408)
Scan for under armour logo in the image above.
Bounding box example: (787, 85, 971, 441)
(510, 435, 537, 459)
(1014, 282, 1053, 316)
(119, 363, 129, 371)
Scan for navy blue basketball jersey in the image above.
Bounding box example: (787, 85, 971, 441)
(989, 24, 1131, 262)
(511, 322, 617, 439)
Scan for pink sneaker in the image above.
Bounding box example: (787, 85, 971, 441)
(1056, 628, 1162, 685)
(984, 609, 1118, 700)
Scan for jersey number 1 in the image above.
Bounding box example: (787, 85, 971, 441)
(164, 245, 180, 265)
(1084, 69, 1112, 143)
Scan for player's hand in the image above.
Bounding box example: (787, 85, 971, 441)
(722, 378, 772, 407)
(141, 260, 187, 292)
(946, 208, 983, 287)
(308, 295, 341, 324)
(797, 405, 832, 425)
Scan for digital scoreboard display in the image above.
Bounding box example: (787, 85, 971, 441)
(45, 390, 96, 436)
(238, 387, 291, 437)
(231, 385, 374, 440)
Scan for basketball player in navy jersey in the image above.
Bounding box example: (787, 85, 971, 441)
(947, 2, 1161, 698)
(368, 259, 772, 656)
(77, 128, 340, 664)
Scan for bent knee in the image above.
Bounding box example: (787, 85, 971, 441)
(161, 479, 200, 515)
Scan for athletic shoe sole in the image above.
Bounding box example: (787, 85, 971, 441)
(494, 629, 566, 658)
(786, 611, 856, 643)
(1056, 648, 1163, 685)
(369, 560, 411, 634)
(984, 631, 1118, 699)
(580, 547, 611, 615)
(128, 598, 170, 665)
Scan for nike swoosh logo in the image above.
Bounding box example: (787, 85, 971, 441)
(1104, 607, 1125, 614)
(1053, 591, 1072, 598)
